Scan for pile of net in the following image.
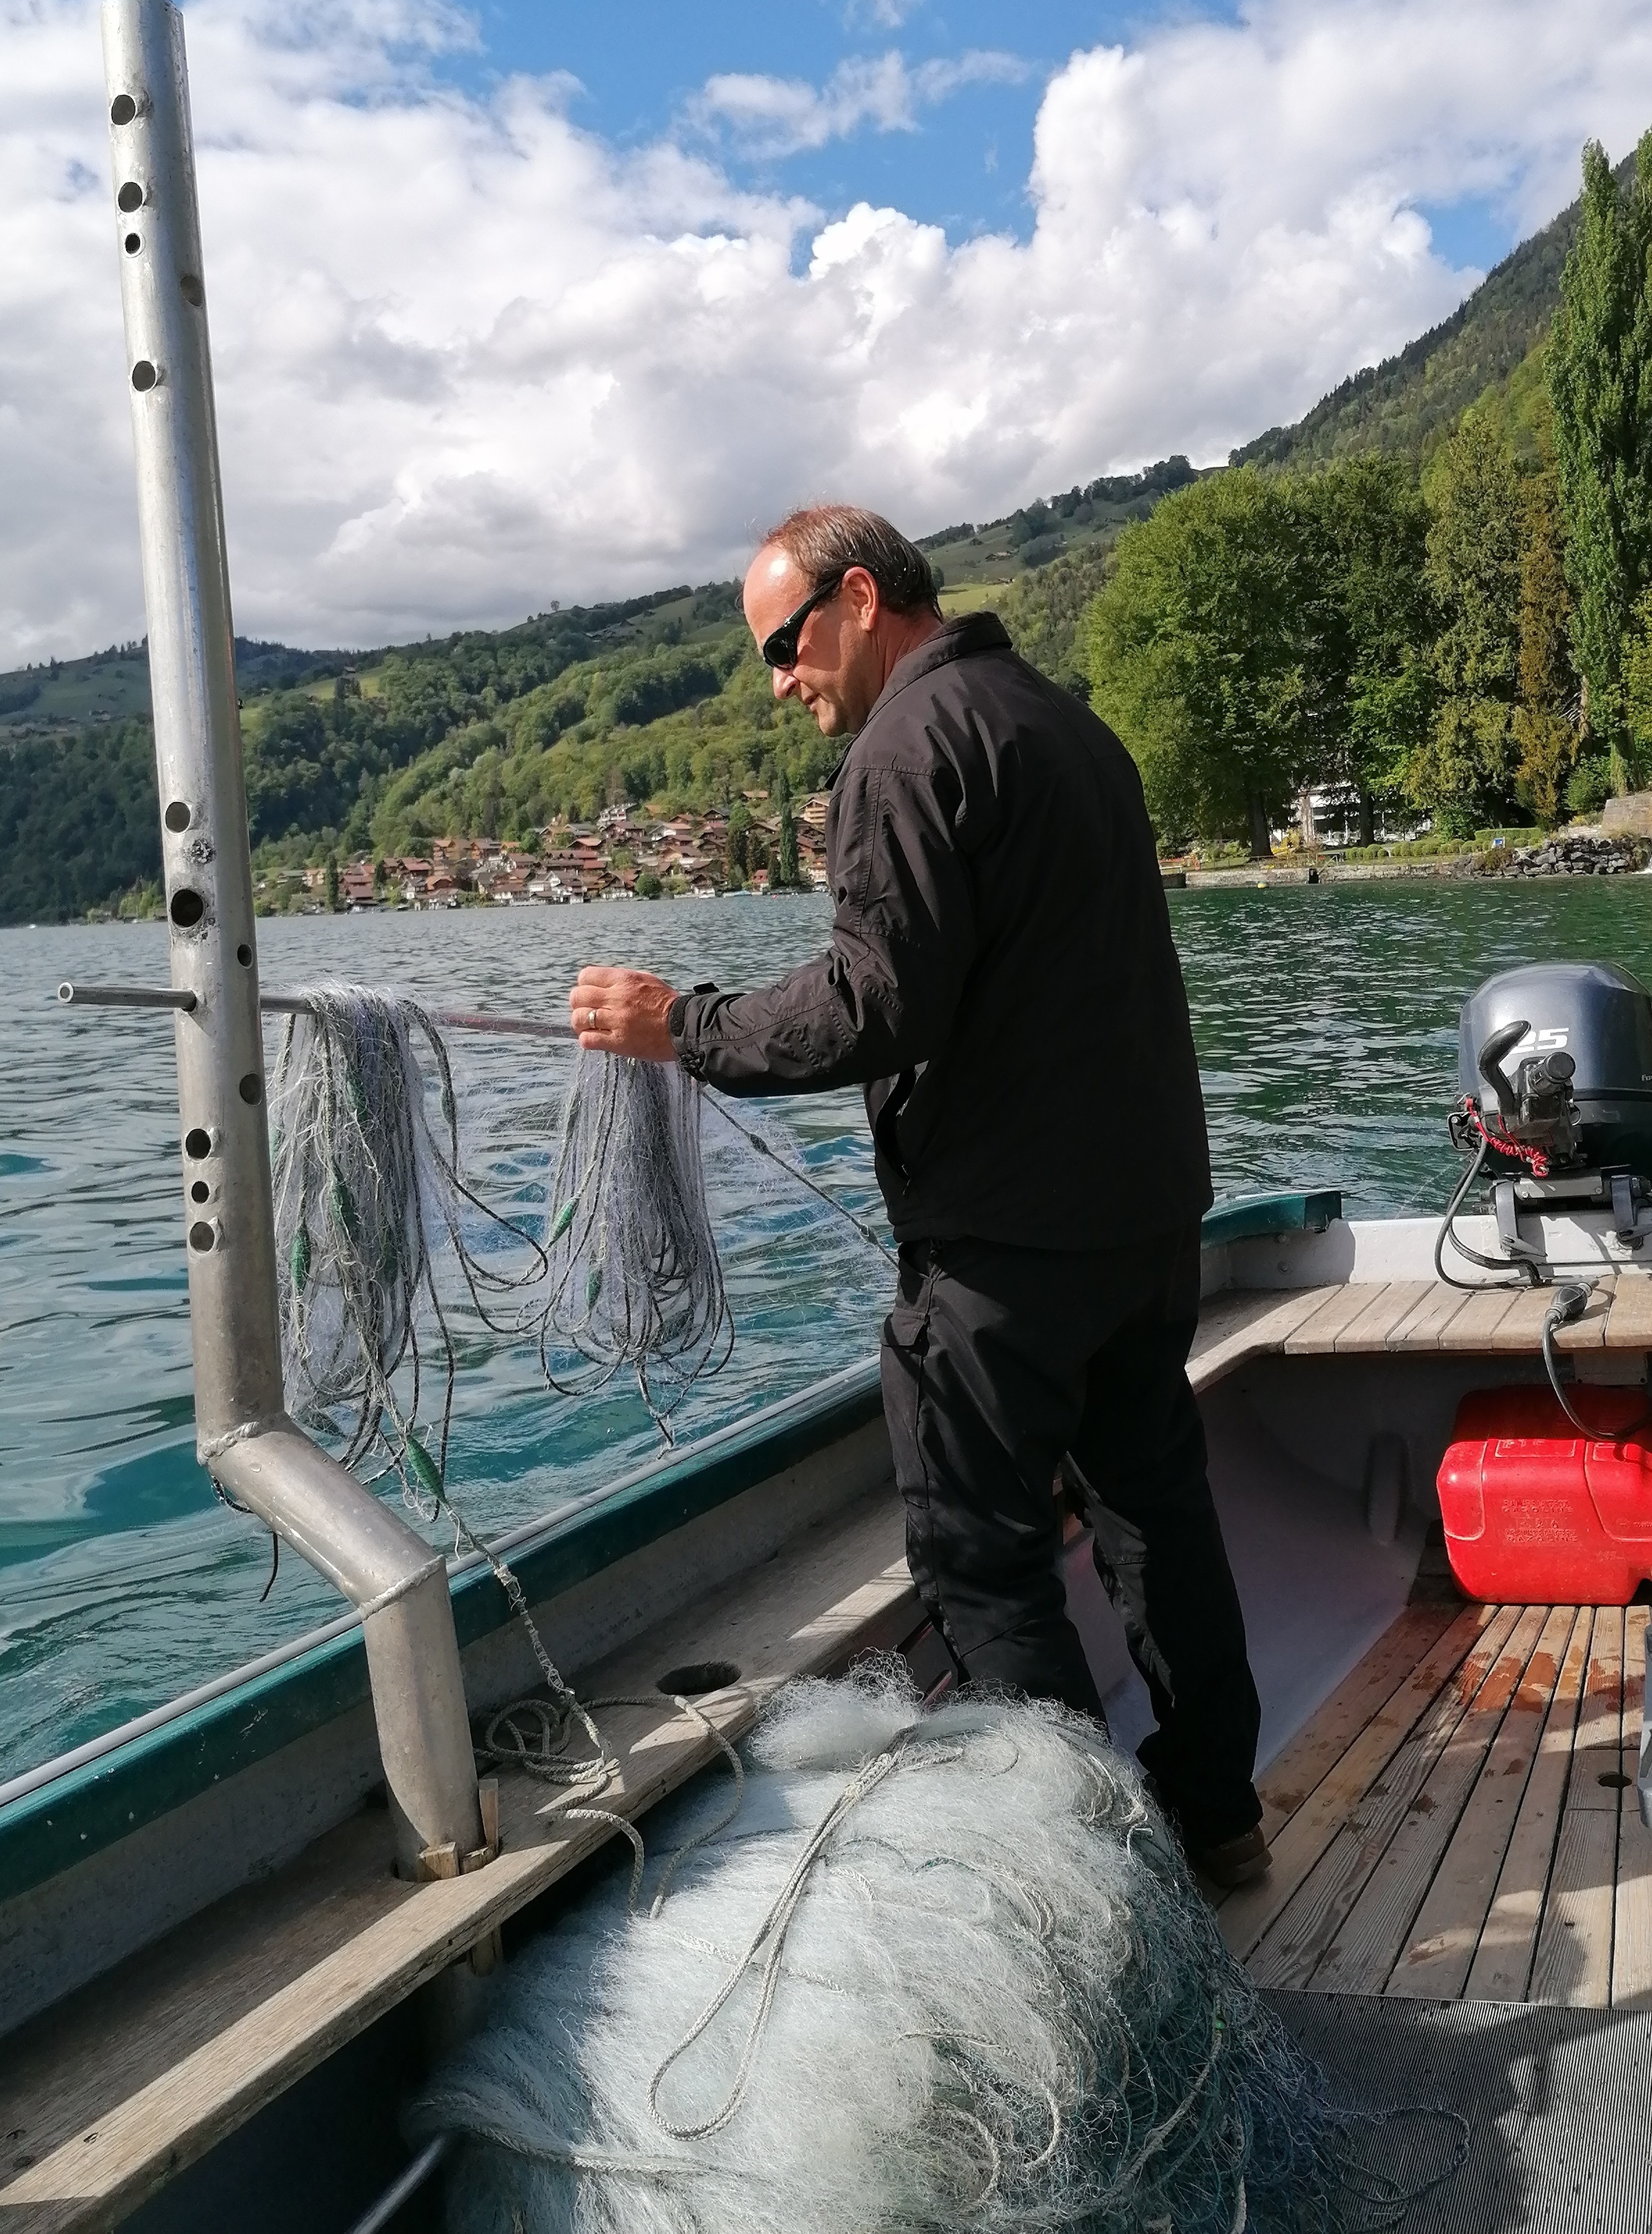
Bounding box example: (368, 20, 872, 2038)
(410, 1669, 1350, 2233)
(269, 987, 734, 1485)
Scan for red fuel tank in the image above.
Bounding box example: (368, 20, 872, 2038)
(1437, 1384, 1652, 1604)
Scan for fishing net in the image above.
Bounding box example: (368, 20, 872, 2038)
(269, 987, 741, 1480)
(536, 1049, 734, 1439)
(268, 983, 534, 1498)
(409, 1667, 1391, 2234)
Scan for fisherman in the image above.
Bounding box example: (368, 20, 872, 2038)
(568, 505, 1268, 1887)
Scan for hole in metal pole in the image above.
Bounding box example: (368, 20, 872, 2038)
(236, 943, 252, 966)
(117, 181, 143, 214)
(131, 361, 158, 392)
(124, 232, 141, 255)
(179, 274, 204, 308)
(239, 1074, 263, 1106)
(190, 1180, 210, 1205)
(184, 1128, 212, 1159)
(110, 94, 137, 126)
(163, 801, 190, 832)
(188, 1222, 215, 1253)
(168, 888, 204, 928)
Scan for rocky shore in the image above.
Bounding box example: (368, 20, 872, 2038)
(1471, 832, 1651, 878)
(1175, 827, 1652, 890)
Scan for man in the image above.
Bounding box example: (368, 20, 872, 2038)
(569, 505, 1267, 1886)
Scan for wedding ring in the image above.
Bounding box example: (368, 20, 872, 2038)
(587, 1008, 597, 1029)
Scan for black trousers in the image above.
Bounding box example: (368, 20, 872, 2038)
(880, 1221, 1262, 1849)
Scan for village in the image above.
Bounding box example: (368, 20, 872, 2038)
(256, 794, 834, 912)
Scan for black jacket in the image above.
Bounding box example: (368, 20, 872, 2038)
(669, 612, 1211, 1249)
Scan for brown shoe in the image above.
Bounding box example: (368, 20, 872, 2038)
(1195, 1825, 1270, 1889)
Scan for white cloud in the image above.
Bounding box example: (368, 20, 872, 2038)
(3, 0, 1652, 659)
(843, 0, 922, 29)
(687, 49, 1025, 160)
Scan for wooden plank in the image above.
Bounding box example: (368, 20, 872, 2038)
(1384, 1283, 1475, 1351)
(1531, 1606, 1625, 2008)
(1282, 1284, 1391, 1355)
(1531, 1804, 1618, 2006)
(1612, 1607, 1652, 2008)
(1386, 1604, 1573, 1998)
(1331, 1282, 1436, 1354)
(1436, 1286, 1526, 1351)
(1483, 1284, 1573, 1352)
(1464, 1608, 1591, 2003)
(1224, 1603, 1511, 1968)
(0, 1495, 915, 2233)
(1555, 1277, 1614, 1351)
(1187, 1287, 1333, 1394)
(1604, 1273, 1652, 1350)
(1253, 1604, 1462, 1843)
(1573, 1604, 1625, 1775)
(1309, 1604, 1551, 1995)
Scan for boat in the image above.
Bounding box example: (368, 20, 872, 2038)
(9, 6, 1652, 2229)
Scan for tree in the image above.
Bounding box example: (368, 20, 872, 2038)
(1295, 455, 1435, 842)
(324, 856, 339, 911)
(1087, 470, 1311, 856)
(1407, 415, 1525, 834)
(772, 769, 801, 888)
(1548, 132, 1652, 790)
(1512, 470, 1580, 823)
(1624, 586, 1652, 768)
(726, 799, 752, 877)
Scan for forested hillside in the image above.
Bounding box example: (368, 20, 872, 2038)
(0, 473, 1147, 918)
(1091, 137, 1652, 855)
(1233, 153, 1633, 472)
(5, 139, 1648, 919)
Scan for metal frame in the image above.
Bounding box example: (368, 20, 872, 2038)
(100, 0, 481, 1875)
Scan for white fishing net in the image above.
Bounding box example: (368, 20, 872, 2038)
(268, 987, 743, 1485)
(535, 1049, 733, 1439)
(408, 1668, 1356, 2234)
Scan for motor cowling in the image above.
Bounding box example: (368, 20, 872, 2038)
(1457, 961, 1652, 1178)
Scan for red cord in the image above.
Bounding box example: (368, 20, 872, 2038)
(1463, 1100, 1551, 1178)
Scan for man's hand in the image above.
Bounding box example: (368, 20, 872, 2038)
(569, 965, 680, 1062)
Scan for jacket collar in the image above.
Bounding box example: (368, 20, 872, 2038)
(826, 612, 1011, 787)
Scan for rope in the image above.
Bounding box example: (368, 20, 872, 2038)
(647, 1739, 913, 2140)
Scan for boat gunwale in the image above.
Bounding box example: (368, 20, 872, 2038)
(0, 1189, 1327, 1906)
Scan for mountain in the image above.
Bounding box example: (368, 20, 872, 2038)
(1232, 153, 1634, 473)
(2, 152, 1635, 921)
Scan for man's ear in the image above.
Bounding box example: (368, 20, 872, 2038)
(842, 566, 881, 634)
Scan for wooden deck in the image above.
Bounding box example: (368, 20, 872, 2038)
(1220, 1596, 1652, 2007)
(1187, 1272, 1646, 1396)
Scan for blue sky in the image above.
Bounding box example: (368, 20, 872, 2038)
(6, 0, 1649, 654)
(440, 1, 1520, 265)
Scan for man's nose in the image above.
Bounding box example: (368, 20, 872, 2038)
(772, 668, 798, 701)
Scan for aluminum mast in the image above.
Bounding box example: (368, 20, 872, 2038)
(99, 0, 484, 1878)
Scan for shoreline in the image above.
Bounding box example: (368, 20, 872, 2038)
(1169, 857, 1475, 889)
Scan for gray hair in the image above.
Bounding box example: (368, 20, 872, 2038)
(761, 505, 941, 618)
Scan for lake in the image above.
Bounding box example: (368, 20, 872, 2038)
(6, 874, 1652, 1780)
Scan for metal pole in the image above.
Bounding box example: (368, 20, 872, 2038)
(100, 0, 481, 1875)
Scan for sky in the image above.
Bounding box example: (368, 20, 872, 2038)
(4, 0, 1652, 661)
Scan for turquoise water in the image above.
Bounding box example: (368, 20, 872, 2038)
(7, 876, 1652, 1780)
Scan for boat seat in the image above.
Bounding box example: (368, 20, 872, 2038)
(1190, 1273, 1652, 1395)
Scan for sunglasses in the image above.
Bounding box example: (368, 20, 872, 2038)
(760, 574, 845, 669)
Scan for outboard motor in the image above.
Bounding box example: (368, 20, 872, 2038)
(1449, 963, 1652, 1249)
(1438, 965, 1652, 1838)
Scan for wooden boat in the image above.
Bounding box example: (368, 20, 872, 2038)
(6, 1186, 1652, 2229)
(15, 8, 1652, 2228)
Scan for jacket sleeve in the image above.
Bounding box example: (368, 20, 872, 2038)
(669, 751, 978, 1096)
